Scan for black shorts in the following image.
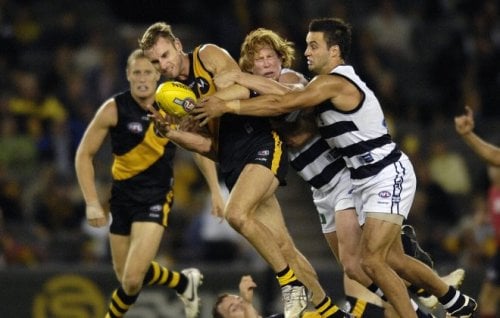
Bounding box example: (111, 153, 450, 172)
(221, 139, 288, 190)
(109, 190, 174, 235)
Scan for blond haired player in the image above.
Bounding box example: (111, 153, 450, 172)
(75, 49, 223, 318)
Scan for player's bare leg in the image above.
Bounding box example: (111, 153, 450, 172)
(256, 194, 325, 304)
(360, 216, 417, 318)
(225, 164, 307, 317)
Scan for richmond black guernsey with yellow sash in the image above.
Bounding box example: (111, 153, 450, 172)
(109, 90, 176, 206)
(182, 45, 288, 189)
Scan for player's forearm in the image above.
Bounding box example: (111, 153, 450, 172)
(236, 72, 291, 95)
(225, 95, 290, 116)
(214, 83, 250, 101)
(166, 129, 216, 160)
(192, 153, 219, 192)
(462, 132, 500, 166)
(74, 152, 100, 204)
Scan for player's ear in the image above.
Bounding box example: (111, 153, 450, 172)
(329, 44, 340, 58)
(174, 38, 182, 51)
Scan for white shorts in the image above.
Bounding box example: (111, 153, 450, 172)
(312, 168, 364, 233)
(352, 157, 416, 220)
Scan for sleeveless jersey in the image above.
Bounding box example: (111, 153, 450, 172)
(182, 45, 220, 153)
(182, 45, 287, 175)
(109, 90, 176, 205)
(288, 135, 345, 193)
(275, 66, 344, 194)
(314, 65, 402, 181)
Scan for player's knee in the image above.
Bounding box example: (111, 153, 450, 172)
(360, 254, 383, 277)
(121, 273, 144, 295)
(225, 211, 247, 232)
(342, 259, 365, 283)
(343, 262, 361, 281)
(339, 252, 361, 279)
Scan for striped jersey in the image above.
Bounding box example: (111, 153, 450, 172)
(314, 65, 402, 181)
(288, 135, 345, 193)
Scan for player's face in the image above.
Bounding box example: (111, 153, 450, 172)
(126, 57, 160, 99)
(216, 295, 246, 318)
(251, 46, 282, 80)
(304, 31, 331, 75)
(144, 37, 183, 79)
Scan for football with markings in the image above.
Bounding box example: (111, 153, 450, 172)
(155, 81, 197, 117)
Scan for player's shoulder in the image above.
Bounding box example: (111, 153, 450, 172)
(94, 96, 119, 124)
(280, 68, 308, 85)
(100, 96, 118, 111)
(310, 73, 345, 86)
(198, 43, 232, 61)
(198, 43, 225, 54)
(281, 68, 303, 77)
(198, 43, 237, 73)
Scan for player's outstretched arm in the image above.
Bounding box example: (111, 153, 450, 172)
(455, 105, 500, 166)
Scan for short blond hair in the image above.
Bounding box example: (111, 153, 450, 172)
(126, 49, 148, 70)
(239, 28, 296, 73)
(138, 21, 176, 51)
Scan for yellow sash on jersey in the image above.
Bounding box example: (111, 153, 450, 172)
(112, 123, 170, 180)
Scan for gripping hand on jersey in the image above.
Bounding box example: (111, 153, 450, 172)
(86, 201, 109, 228)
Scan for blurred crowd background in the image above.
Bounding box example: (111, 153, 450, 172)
(0, 0, 499, 284)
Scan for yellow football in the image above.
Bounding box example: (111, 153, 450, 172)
(155, 81, 197, 117)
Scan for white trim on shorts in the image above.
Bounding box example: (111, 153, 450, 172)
(352, 156, 416, 220)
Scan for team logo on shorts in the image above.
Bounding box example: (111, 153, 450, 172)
(378, 191, 391, 198)
(149, 204, 162, 218)
(150, 204, 162, 211)
(256, 150, 270, 162)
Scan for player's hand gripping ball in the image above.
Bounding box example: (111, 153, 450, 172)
(155, 81, 197, 117)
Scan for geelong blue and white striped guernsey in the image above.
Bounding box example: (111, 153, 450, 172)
(314, 64, 402, 180)
(288, 135, 346, 193)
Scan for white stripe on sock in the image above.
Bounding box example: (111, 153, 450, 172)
(442, 291, 460, 309)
